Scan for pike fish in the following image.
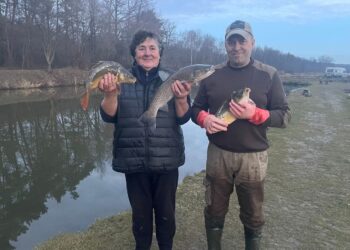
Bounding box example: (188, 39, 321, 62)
(80, 61, 136, 111)
(139, 64, 216, 128)
(215, 87, 251, 124)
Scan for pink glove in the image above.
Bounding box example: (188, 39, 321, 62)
(248, 107, 270, 125)
(196, 110, 209, 128)
(229, 99, 269, 125)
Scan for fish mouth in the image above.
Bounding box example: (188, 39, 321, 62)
(231, 87, 251, 101)
(119, 74, 137, 84)
(126, 78, 137, 84)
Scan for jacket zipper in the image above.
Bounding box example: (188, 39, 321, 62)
(144, 71, 150, 170)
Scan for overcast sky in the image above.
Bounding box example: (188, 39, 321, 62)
(154, 0, 350, 64)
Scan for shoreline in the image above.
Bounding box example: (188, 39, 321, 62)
(0, 68, 87, 90)
(0, 68, 319, 90)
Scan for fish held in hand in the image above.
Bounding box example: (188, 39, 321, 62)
(139, 64, 216, 129)
(80, 61, 136, 111)
(215, 87, 251, 124)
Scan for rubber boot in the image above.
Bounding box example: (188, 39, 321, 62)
(206, 227, 223, 250)
(204, 212, 224, 250)
(244, 227, 262, 250)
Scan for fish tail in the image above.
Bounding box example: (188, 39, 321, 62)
(138, 111, 157, 130)
(80, 90, 89, 111)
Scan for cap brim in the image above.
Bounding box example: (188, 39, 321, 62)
(225, 29, 251, 40)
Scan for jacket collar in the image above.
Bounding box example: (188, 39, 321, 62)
(132, 64, 160, 84)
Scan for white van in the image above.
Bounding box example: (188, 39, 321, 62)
(325, 67, 347, 77)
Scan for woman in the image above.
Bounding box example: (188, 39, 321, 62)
(98, 30, 191, 250)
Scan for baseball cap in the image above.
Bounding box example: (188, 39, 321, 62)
(225, 20, 253, 40)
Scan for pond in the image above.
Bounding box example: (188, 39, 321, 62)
(0, 87, 208, 250)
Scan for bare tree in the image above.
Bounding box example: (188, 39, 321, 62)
(3, 0, 18, 66)
(160, 20, 176, 47)
(0, 0, 339, 73)
(182, 30, 202, 65)
(88, 0, 97, 63)
(38, 0, 57, 72)
(20, 0, 38, 68)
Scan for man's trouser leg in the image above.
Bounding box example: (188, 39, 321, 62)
(125, 173, 154, 250)
(204, 143, 235, 250)
(235, 150, 267, 250)
(236, 181, 265, 250)
(204, 176, 233, 250)
(204, 175, 232, 250)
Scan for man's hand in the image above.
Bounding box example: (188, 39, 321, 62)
(98, 72, 120, 96)
(229, 99, 256, 120)
(203, 114, 228, 134)
(171, 80, 191, 100)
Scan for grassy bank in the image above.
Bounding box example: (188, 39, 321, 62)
(36, 80, 350, 250)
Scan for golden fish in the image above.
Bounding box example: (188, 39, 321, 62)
(215, 87, 251, 124)
(80, 61, 136, 111)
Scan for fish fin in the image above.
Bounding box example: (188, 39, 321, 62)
(215, 100, 229, 116)
(148, 119, 157, 131)
(138, 111, 157, 130)
(159, 104, 169, 112)
(80, 91, 89, 111)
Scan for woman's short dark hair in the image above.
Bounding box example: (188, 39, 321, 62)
(129, 30, 163, 58)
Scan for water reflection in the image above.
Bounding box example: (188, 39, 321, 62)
(0, 89, 207, 250)
(0, 93, 112, 249)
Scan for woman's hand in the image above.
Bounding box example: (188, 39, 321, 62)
(99, 73, 120, 116)
(171, 80, 191, 100)
(171, 80, 191, 117)
(98, 72, 120, 96)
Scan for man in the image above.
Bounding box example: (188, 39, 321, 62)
(191, 20, 291, 249)
(99, 30, 191, 250)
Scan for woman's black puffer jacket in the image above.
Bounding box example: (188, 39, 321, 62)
(100, 65, 190, 173)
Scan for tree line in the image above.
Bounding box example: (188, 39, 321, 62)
(0, 0, 347, 73)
